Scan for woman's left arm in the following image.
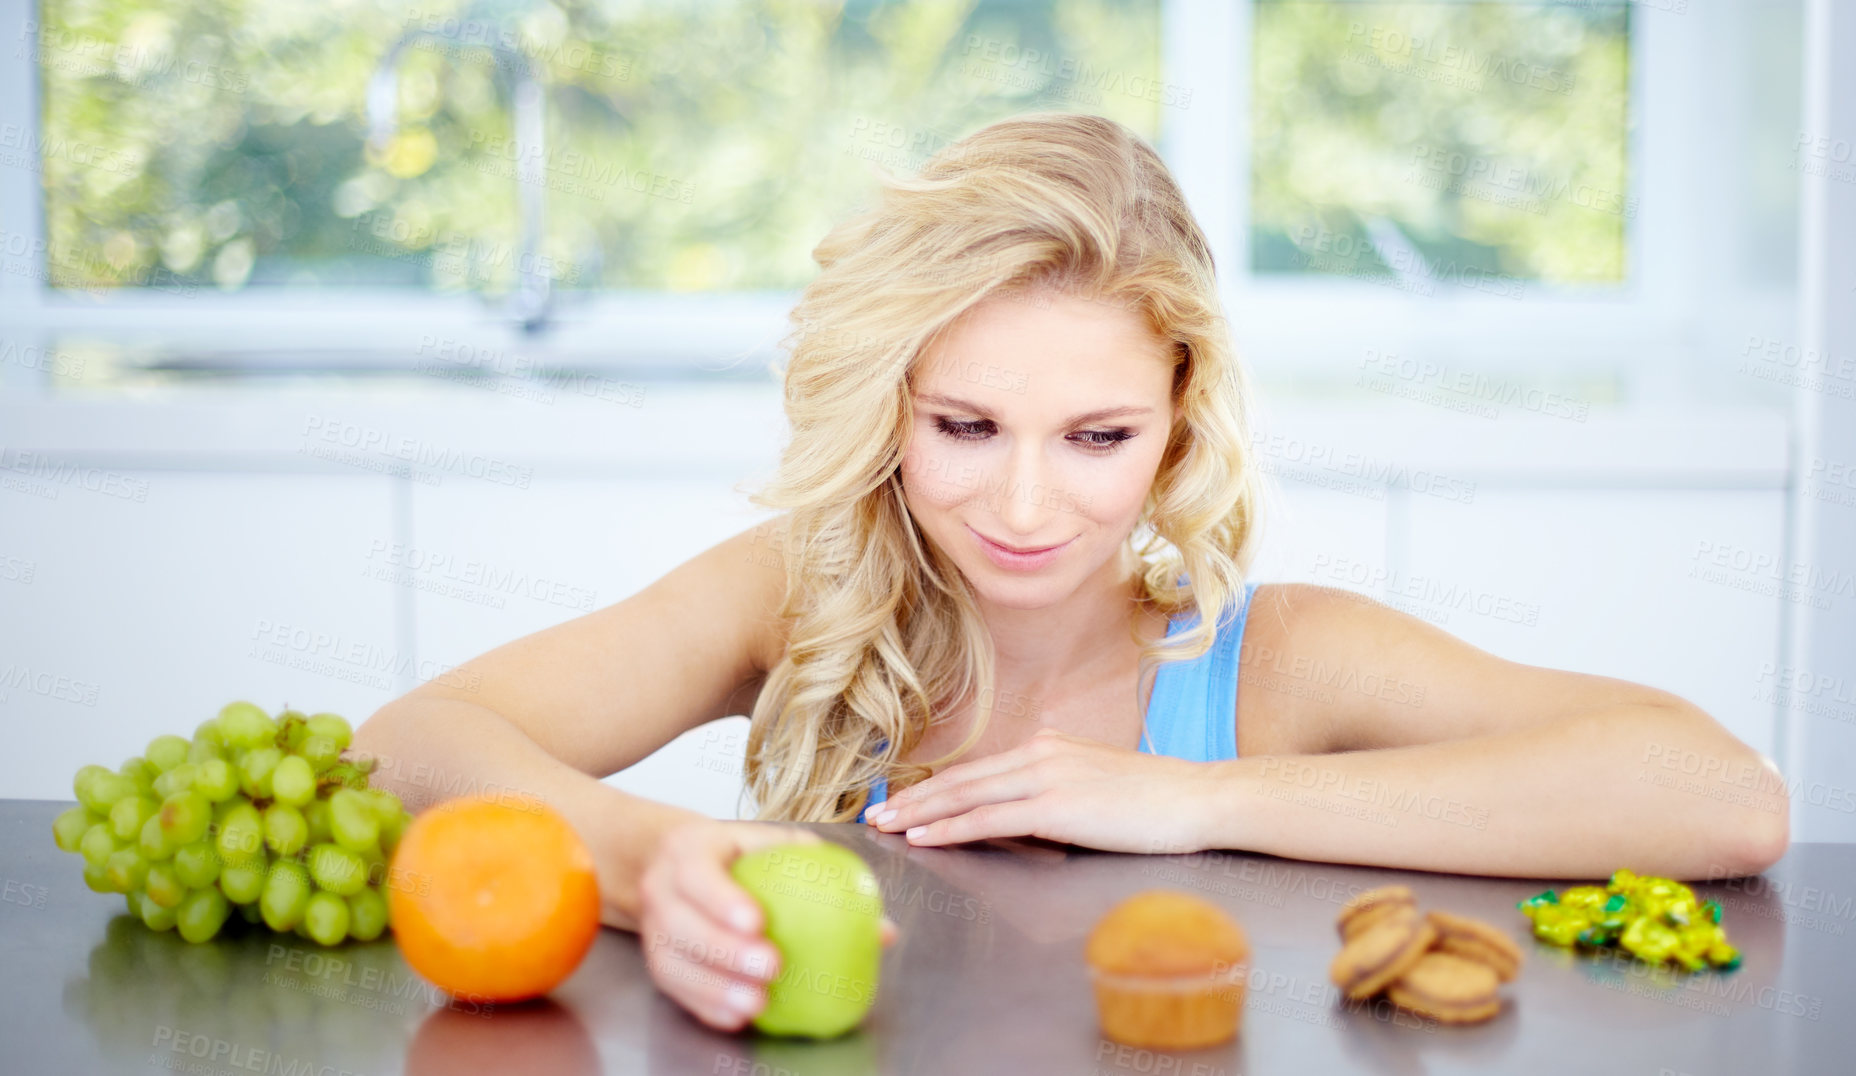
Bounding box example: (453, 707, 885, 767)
(871, 585, 1790, 880)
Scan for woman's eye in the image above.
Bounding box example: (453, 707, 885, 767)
(934, 417, 993, 441)
(1072, 429, 1133, 452)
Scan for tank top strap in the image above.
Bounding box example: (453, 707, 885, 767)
(1138, 580, 1259, 764)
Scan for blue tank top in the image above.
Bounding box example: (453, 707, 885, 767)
(855, 581, 1260, 822)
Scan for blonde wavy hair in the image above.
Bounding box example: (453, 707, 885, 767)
(742, 112, 1267, 822)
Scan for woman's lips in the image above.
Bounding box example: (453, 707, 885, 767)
(969, 526, 1074, 571)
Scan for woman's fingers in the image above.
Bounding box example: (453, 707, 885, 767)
(644, 889, 771, 1029)
(902, 797, 1048, 847)
(682, 822, 820, 934)
(872, 765, 1047, 832)
(642, 823, 822, 1030)
(640, 865, 764, 1030)
(883, 729, 1075, 811)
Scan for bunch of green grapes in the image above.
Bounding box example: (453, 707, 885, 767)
(52, 702, 414, 946)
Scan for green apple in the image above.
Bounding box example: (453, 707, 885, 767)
(730, 842, 883, 1038)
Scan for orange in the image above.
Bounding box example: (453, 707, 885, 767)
(388, 795, 601, 1003)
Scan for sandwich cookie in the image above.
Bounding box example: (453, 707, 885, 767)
(1336, 885, 1418, 941)
(1386, 952, 1503, 1024)
(1329, 915, 1437, 1001)
(1427, 910, 1524, 982)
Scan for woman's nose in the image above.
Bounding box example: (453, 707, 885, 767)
(992, 443, 1060, 535)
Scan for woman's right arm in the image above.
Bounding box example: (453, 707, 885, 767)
(349, 517, 820, 1028)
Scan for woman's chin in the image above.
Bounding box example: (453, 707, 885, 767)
(965, 567, 1078, 610)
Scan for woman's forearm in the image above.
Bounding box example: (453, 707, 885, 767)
(1193, 702, 1790, 880)
(350, 694, 706, 932)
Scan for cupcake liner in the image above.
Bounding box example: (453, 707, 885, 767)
(1089, 960, 1248, 1048)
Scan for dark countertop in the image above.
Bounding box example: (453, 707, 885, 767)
(4, 799, 1852, 1075)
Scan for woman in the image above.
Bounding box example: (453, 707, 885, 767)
(352, 113, 1787, 1031)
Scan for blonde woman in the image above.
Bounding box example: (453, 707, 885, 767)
(353, 113, 1787, 1031)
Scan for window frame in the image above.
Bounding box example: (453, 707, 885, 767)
(1165, 0, 1703, 384)
(0, 0, 1702, 388)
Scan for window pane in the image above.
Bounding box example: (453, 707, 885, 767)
(34, 0, 1162, 295)
(1250, 0, 1632, 288)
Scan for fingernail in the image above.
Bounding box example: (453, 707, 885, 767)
(730, 906, 756, 932)
(725, 982, 762, 1015)
(873, 808, 897, 826)
(905, 826, 926, 840)
(742, 948, 773, 979)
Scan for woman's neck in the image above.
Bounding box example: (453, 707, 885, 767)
(970, 556, 1159, 700)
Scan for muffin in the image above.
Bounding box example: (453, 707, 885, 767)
(1085, 889, 1251, 1049)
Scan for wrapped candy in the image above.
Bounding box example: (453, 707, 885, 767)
(1517, 869, 1741, 972)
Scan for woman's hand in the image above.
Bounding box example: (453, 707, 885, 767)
(637, 820, 899, 1032)
(863, 727, 1219, 853)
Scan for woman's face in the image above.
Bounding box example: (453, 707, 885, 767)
(900, 287, 1178, 610)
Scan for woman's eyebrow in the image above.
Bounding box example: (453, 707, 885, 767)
(916, 392, 1153, 425)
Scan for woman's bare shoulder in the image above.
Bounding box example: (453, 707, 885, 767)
(706, 514, 797, 676)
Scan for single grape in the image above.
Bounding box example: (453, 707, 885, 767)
(357, 788, 399, 821)
(261, 859, 312, 932)
(138, 814, 176, 861)
(328, 790, 380, 854)
(53, 806, 94, 852)
(279, 710, 310, 751)
(193, 758, 239, 802)
(215, 802, 264, 865)
(185, 736, 225, 764)
(303, 891, 350, 946)
(158, 791, 212, 846)
(380, 809, 412, 855)
(177, 887, 231, 943)
(82, 860, 113, 893)
(302, 737, 343, 774)
(146, 734, 190, 772)
(307, 843, 368, 897)
(144, 862, 187, 908)
(270, 755, 316, 807)
(152, 761, 200, 801)
(346, 886, 389, 942)
(73, 764, 110, 805)
(119, 756, 158, 788)
(79, 822, 117, 868)
(263, 804, 308, 857)
(306, 713, 353, 749)
(104, 849, 147, 893)
(304, 799, 332, 845)
(238, 747, 284, 800)
(124, 887, 146, 919)
(217, 701, 277, 749)
(141, 892, 179, 932)
(173, 841, 220, 889)
(79, 771, 135, 814)
(108, 795, 154, 841)
(238, 900, 263, 924)
(218, 859, 266, 904)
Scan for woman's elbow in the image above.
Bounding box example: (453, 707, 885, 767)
(1729, 794, 1790, 878)
(1702, 773, 1790, 880)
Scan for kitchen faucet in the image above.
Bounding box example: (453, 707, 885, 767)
(365, 26, 552, 333)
